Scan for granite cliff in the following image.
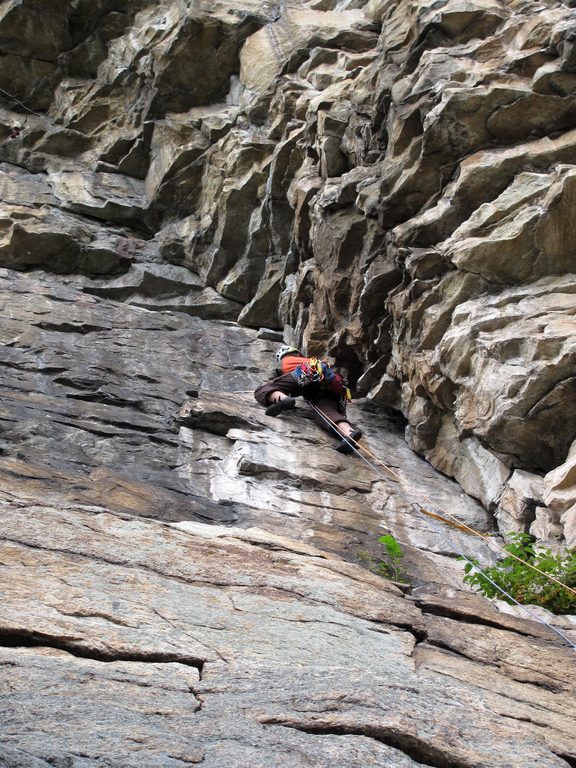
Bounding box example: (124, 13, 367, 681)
(0, 1, 575, 766)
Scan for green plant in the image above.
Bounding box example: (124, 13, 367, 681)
(356, 534, 407, 583)
(461, 533, 576, 615)
(377, 533, 406, 583)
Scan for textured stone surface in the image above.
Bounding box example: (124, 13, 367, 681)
(1, 503, 574, 767)
(0, 265, 494, 583)
(1, 0, 574, 535)
(544, 440, 576, 548)
(0, 1, 575, 764)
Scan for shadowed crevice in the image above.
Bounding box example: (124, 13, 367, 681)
(0, 628, 206, 676)
(259, 719, 473, 768)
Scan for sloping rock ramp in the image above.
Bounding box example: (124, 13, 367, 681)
(1, 498, 575, 767)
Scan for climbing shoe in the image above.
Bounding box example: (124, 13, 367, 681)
(335, 429, 363, 455)
(265, 396, 296, 417)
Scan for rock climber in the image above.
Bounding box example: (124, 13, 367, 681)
(254, 345, 363, 454)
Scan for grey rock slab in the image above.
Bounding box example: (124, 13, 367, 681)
(84, 264, 242, 320)
(173, 387, 497, 585)
(423, 612, 575, 692)
(228, 435, 375, 493)
(0, 458, 239, 525)
(0, 162, 59, 206)
(49, 169, 156, 231)
(0, 502, 573, 768)
(124, 288, 241, 320)
(177, 393, 266, 435)
(413, 585, 564, 642)
(84, 263, 205, 297)
(1, 648, 205, 768)
(0, 269, 266, 523)
(0, 502, 421, 630)
(0, 656, 427, 768)
(413, 645, 575, 760)
(0, 262, 495, 591)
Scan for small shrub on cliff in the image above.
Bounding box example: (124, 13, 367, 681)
(378, 534, 405, 582)
(462, 533, 576, 615)
(358, 534, 406, 583)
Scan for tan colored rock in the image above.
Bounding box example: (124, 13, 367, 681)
(426, 416, 511, 510)
(561, 504, 576, 549)
(49, 169, 155, 229)
(99, 1, 266, 117)
(444, 166, 576, 284)
(438, 276, 576, 472)
(496, 470, 545, 536)
(145, 115, 210, 216)
(240, 9, 377, 95)
(543, 440, 576, 546)
(0, 165, 135, 274)
(529, 506, 565, 547)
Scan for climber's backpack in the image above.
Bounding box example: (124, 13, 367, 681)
(291, 357, 351, 401)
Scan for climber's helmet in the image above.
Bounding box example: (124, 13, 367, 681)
(275, 345, 301, 363)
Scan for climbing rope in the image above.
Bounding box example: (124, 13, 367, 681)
(0, 87, 47, 122)
(306, 400, 576, 651)
(360, 435, 576, 598)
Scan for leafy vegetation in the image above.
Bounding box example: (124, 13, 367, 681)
(462, 533, 576, 615)
(358, 534, 406, 583)
(378, 534, 405, 582)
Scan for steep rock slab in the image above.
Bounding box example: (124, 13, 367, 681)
(0, 503, 574, 767)
(0, 267, 493, 584)
(2, 0, 575, 548)
(176, 389, 503, 589)
(0, 268, 257, 523)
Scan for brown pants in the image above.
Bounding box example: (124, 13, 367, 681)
(254, 373, 349, 434)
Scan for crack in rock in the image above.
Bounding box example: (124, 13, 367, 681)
(259, 718, 471, 768)
(0, 629, 206, 673)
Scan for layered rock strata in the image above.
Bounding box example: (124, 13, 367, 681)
(2, 0, 574, 543)
(0, 1, 576, 764)
(1, 499, 575, 767)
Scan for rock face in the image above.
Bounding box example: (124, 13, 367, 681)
(1, 501, 575, 767)
(1, 0, 570, 543)
(1, 1, 575, 765)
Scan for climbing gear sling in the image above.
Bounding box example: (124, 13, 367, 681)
(292, 357, 352, 402)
